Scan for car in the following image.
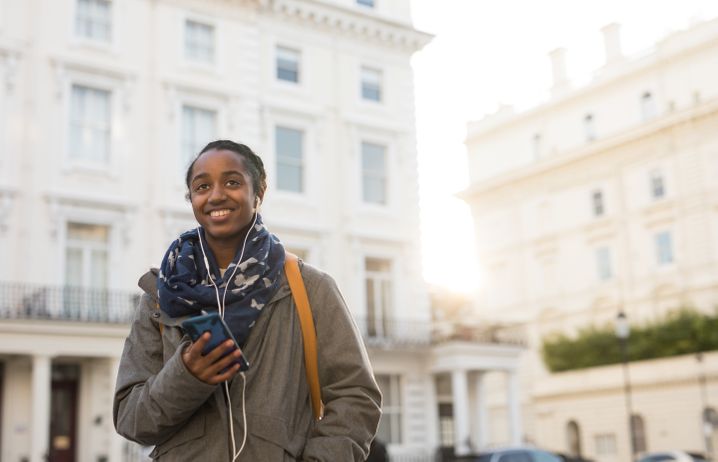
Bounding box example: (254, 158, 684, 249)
(449, 447, 564, 462)
(637, 451, 709, 462)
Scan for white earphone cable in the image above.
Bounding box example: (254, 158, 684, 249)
(196, 210, 258, 461)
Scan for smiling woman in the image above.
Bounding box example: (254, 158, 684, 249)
(113, 140, 382, 461)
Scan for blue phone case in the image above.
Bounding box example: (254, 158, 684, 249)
(181, 312, 249, 371)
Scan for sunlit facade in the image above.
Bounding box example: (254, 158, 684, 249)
(463, 18, 718, 462)
(0, 0, 527, 461)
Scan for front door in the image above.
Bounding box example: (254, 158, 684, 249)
(49, 364, 79, 462)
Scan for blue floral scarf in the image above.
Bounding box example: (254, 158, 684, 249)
(157, 214, 285, 347)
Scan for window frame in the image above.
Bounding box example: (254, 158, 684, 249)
(360, 66, 383, 103)
(274, 125, 306, 194)
(583, 113, 595, 142)
(73, 0, 113, 44)
(591, 189, 605, 217)
(184, 18, 216, 65)
(360, 141, 388, 205)
(649, 169, 666, 200)
(595, 246, 613, 281)
(179, 103, 219, 173)
(655, 230, 674, 266)
(375, 373, 403, 444)
(275, 45, 301, 84)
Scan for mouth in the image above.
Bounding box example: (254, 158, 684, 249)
(207, 209, 233, 218)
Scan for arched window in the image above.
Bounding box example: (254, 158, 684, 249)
(566, 420, 582, 457)
(631, 414, 647, 453)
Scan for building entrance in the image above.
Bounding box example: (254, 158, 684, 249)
(49, 364, 79, 462)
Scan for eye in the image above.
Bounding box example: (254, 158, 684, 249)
(193, 183, 209, 192)
(226, 179, 241, 187)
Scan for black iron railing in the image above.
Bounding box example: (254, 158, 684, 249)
(0, 282, 139, 324)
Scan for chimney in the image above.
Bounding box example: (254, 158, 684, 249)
(549, 48, 569, 96)
(601, 23, 623, 65)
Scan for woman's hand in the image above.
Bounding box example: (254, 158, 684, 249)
(181, 333, 243, 384)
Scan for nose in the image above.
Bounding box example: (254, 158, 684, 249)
(208, 183, 227, 203)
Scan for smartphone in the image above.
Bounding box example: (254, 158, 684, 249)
(181, 312, 250, 371)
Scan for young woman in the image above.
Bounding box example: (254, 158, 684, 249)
(113, 140, 381, 461)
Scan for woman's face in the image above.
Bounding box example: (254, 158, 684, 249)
(188, 149, 258, 247)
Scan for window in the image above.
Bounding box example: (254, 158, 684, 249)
(276, 46, 300, 83)
(649, 169, 665, 199)
(655, 231, 674, 266)
(595, 247, 612, 281)
(641, 92, 656, 120)
(365, 258, 392, 338)
(594, 433, 617, 455)
(64, 222, 109, 315)
(361, 67, 382, 102)
(532, 133, 541, 160)
(184, 20, 215, 64)
(566, 420, 582, 457)
(583, 113, 595, 142)
(181, 105, 217, 168)
(69, 84, 111, 165)
(75, 0, 112, 42)
(361, 142, 387, 204)
(438, 402, 454, 447)
(357, 0, 375, 6)
(631, 414, 647, 453)
(591, 190, 604, 217)
(376, 374, 402, 444)
(275, 126, 304, 193)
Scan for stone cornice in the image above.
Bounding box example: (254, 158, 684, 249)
(263, 0, 433, 52)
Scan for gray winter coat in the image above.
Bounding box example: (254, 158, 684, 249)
(113, 263, 382, 461)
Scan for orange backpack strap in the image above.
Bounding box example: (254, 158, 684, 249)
(284, 252, 324, 420)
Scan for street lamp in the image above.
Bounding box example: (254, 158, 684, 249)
(615, 311, 636, 462)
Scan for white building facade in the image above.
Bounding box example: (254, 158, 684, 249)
(463, 18, 718, 462)
(0, 1, 522, 461)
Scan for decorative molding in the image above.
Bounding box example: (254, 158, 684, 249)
(264, 0, 432, 52)
(44, 191, 137, 242)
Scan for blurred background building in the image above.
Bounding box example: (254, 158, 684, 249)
(463, 16, 718, 462)
(0, 0, 526, 461)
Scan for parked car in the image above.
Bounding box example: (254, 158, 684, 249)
(637, 451, 709, 462)
(449, 447, 564, 462)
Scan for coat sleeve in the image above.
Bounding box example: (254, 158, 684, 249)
(113, 293, 217, 445)
(301, 273, 382, 462)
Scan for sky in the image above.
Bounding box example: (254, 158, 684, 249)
(409, 0, 718, 293)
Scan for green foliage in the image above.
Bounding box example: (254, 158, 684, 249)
(541, 309, 718, 372)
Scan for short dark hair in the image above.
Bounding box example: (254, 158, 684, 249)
(185, 140, 267, 199)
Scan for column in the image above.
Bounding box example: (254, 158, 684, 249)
(31, 355, 51, 462)
(506, 370, 522, 445)
(474, 372, 489, 449)
(108, 357, 124, 462)
(451, 369, 471, 455)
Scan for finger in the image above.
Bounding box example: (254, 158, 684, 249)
(206, 349, 244, 377)
(208, 363, 241, 384)
(190, 332, 212, 356)
(204, 339, 238, 363)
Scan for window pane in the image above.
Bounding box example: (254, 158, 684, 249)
(596, 247, 612, 281)
(650, 170, 665, 199)
(185, 20, 215, 63)
(592, 190, 604, 216)
(276, 126, 304, 192)
(655, 231, 673, 265)
(75, 0, 112, 41)
(361, 67, 382, 102)
(69, 85, 111, 164)
(361, 142, 386, 204)
(357, 0, 375, 6)
(65, 248, 83, 287)
(181, 105, 217, 168)
(375, 374, 401, 444)
(276, 46, 300, 83)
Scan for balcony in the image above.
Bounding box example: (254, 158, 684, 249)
(0, 282, 138, 324)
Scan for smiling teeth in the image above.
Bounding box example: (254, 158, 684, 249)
(210, 210, 231, 217)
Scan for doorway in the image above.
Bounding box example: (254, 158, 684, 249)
(49, 364, 80, 462)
